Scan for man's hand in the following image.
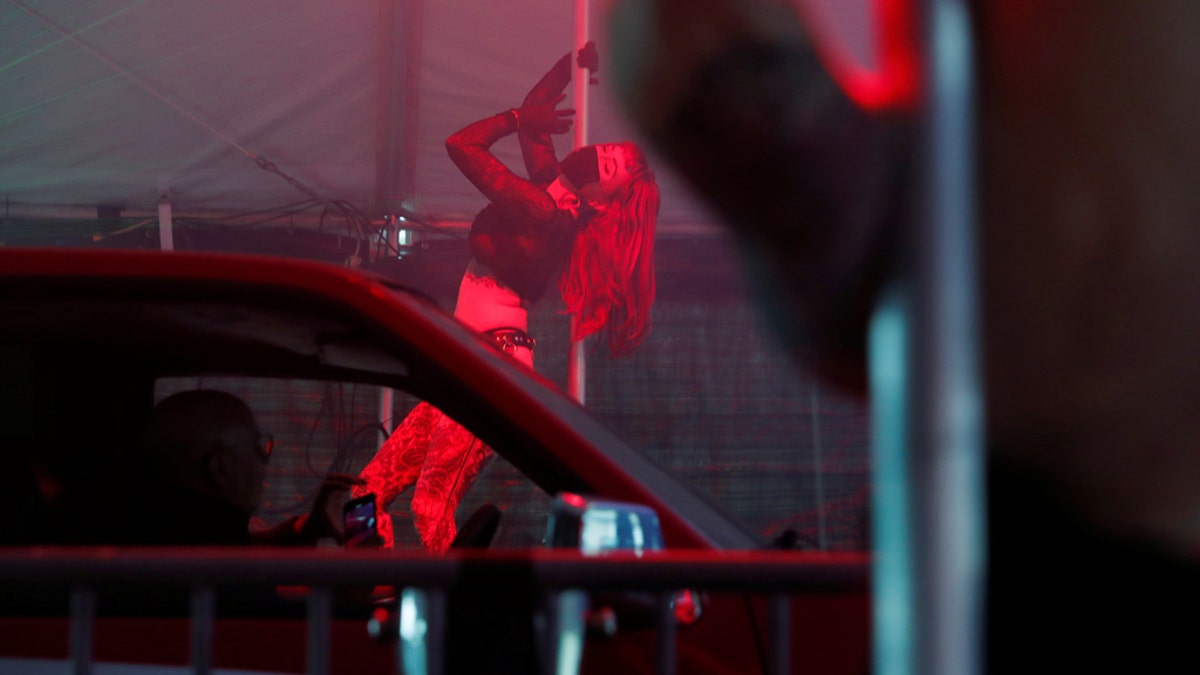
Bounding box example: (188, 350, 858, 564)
(346, 510, 389, 549)
(299, 473, 366, 543)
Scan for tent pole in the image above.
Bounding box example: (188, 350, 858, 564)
(567, 0, 591, 404)
(378, 387, 395, 443)
(157, 193, 174, 252)
(373, 0, 422, 219)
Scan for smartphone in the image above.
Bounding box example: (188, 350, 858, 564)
(343, 493, 377, 544)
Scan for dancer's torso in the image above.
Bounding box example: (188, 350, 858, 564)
(456, 203, 580, 368)
(466, 202, 579, 304)
(454, 259, 528, 332)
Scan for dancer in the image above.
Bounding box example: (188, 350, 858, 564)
(357, 43, 660, 551)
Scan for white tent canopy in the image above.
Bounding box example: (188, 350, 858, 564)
(1, 0, 871, 232)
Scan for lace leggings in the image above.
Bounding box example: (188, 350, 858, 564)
(355, 401, 493, 552)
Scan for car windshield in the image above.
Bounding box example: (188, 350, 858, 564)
(378, 281, 871, 553)
(381, 271, 870, 553)
(403, 273, 873, 552)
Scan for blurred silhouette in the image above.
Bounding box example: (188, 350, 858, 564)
(609, 0, 1200, 670)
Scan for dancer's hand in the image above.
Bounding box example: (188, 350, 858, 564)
(519, 94, 574, 136)
(577, 41, 600, 84)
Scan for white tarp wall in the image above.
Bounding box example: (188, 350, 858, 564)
(0, 0, 870, 230)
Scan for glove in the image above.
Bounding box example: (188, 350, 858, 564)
(577, 41, 600, 84)
(518, 94, 574, 136)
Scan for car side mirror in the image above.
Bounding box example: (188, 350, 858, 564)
(542, 493, 703, 649)
(546, 492, 665, 554)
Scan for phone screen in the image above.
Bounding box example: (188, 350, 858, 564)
(343, 493, 377, 542)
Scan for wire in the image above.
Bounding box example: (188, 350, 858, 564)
(177, 204, 323, 230)
(742, 593, 771, 674)
(93, 217, 155, 238)
(183, 200, 321, 224)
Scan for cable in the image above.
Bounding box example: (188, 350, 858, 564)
(92, 217, 155, 239)
(183, 200, 321, 224)
(742, 593, 772, 675)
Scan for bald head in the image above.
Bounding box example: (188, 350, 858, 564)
(142, 390, 267, 514)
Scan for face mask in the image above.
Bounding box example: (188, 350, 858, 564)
(560, 146, 600, 189)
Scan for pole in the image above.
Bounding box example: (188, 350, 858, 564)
(379, 387, 395, 442)
(567, 0, 591, 404)
(157, 193, 174, 251)
(869, 1, 984, 674)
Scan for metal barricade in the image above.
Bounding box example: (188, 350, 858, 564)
(0, 547, 868, 675)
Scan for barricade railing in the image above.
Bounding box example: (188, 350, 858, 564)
(0, 547, 868, 675)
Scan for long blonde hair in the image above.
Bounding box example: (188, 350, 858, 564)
(559, 142, 660, 357)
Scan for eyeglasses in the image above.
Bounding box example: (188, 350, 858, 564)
(257, 433, 275, 461)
